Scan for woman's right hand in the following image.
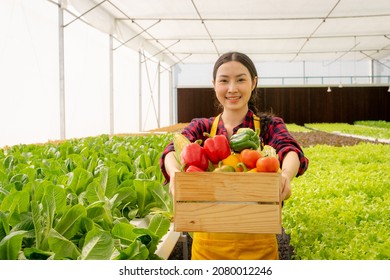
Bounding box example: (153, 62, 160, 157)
(168, 170, 179, 196)
(164, 151, 181, 196)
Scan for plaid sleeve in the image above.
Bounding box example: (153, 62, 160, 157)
(264, 117, 309, 177)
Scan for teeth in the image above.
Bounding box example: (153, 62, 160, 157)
(226, 96, 240, 100)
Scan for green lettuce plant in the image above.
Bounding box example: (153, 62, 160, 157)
(0, 134, 173, 260)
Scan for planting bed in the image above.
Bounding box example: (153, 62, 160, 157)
(1, 122, 387, 260)
(159, 125, 386, 260)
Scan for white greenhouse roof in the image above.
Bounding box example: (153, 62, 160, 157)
(65, 0, 390, 66)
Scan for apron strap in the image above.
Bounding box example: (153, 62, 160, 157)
(210, 113, 261, 137)
(210, 114, 221, 137)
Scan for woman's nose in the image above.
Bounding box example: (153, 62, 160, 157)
(228, 81, 237, 92)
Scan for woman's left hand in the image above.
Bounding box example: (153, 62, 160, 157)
(280, 173, 292, 201)
(279, 151, 299, 201)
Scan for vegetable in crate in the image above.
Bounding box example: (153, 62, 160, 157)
(229, 128, 260, 152)
(256, 145, 280, 173)
(203, 133, 231, 164)
(221, 153, 243, 172)
(213, 162, 236, 172)
(173, 133, 191, 163)
(180, 141, 209, 171)
(239, 148, 261, 169)
(186, 165, 205, 172)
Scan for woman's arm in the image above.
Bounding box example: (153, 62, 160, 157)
(164, 151, 181, 195)
(280, 151, 300, 201)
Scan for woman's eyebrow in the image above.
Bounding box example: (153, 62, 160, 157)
(217, 73, 248, 78)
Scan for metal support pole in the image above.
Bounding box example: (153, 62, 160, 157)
(168, 67, 173, 126)
(58, 4, 66, 140)
(138, 51, 142, 131)
(172, 65, 179, 124)
(157, 61, 161, 128)
(109, 34, 114, 135)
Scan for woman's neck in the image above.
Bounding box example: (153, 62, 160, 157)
(221, 107, 248, 138)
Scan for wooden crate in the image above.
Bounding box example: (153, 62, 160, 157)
(174, 172, 281, 234)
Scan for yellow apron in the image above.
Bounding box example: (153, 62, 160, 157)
(191, 232, 279, 260)
(190, 113, 279, 260)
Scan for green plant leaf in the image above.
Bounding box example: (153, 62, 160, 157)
(0, 190, 29, 214)
(0, 211, 8, 239)
(0, 230, 27, 260)
(31, 201, 43, 249)
(134, 179, 161, 218)
(80, 228, 114, 260)
(23, 247, 53, 260)
(48, 228, 80, 260)
(85, 180, 105, 204)
(147, 214, 170, 240)
(54, 204, 86, 239)
(66, 168, 93, 195)
(99, 167, 118, 199)
(86, 204, 112, 229)
(133, 227, 159, 256)
(35, 182, 67, 215)
(114, 239, 149, 260)
(111, 222, 136, 245)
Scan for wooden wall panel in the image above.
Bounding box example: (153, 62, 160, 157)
(177, 87, 390, 124)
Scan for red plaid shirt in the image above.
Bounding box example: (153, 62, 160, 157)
(160, 110, 309, 182)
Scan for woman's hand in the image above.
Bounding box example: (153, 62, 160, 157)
(280, 173, 292, 201)
(168, 169, 180, 196)
(164, 151, 181, 196)
(280, 151, 299, 201)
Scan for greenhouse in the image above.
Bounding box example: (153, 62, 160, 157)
(0, 0, 389, 270)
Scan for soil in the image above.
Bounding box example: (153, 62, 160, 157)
(153, 124, 385, 260)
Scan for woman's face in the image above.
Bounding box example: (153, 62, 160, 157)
(213, 61, 257, 112)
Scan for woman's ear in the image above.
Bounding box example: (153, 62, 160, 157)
(252, 76, 258, 91)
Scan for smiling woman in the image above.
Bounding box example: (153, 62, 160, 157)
(160, 51, 309, 260)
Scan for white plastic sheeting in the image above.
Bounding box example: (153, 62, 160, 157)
(0, 0, 171, 147)
(65, 0, 390, 65)
(1, 0, 390, 147)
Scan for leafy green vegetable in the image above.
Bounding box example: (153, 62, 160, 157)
(0, 133, 173, 259)
(0, 230, 27, 259)
(354, 120, 390, 129)
(283, 143, 390, 260)
(286, 123, 311, 132)
(305, 122, 390, 139)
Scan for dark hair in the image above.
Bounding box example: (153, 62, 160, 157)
(213, 52, 259, 114)
(213, 52, 273, 139)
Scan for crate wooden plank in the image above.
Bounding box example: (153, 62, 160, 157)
(174, 202, 281, 234)
(175, 172, 280, 202)
(174, 172, 282, 234)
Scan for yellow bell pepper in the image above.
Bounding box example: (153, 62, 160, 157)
(221, 153, 243, 172)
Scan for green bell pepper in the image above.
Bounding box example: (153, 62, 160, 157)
(229, 128, 260, 152)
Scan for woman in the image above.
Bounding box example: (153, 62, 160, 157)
(160, 52, 309, 260)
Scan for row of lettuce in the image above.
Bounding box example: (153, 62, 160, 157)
(283, 143, 390, 259)
(284, 120, 389, 259)
(303, 120, 390, 140)
(0, 134, 173, 260)
(1, 120, 389, 260)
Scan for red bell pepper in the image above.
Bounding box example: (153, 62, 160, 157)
(203, 134, 231, 164)
(180, 141, 209, 171)
(185, 165, 205, 172)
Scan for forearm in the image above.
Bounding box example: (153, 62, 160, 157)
(281, 151, 300, 181)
